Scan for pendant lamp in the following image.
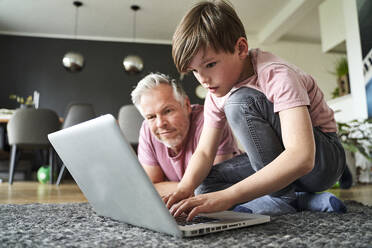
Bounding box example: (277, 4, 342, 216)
(123, 5, 144, 74)
(62, 1, 85, 72)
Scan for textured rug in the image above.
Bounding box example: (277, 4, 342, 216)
(1, 201, 371, 248)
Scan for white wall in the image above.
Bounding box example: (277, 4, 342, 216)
(327, 94, 354, 122)
(343, 0, 368, 120)
(323, 0, 368, 122)
(319, 0, 346, 53)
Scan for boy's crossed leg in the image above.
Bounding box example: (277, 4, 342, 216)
(195, 154, 346, 215)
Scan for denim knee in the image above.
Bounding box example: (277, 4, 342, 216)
(225, 87, 275, 122)
(228, 87, 266, 104)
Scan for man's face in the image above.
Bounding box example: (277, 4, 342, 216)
(140, 84, 191, 153)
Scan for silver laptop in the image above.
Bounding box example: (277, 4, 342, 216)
(48, 114, 270, 237)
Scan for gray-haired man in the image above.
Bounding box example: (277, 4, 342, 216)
(131, 73, 240, 196)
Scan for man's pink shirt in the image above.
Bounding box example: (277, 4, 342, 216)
(204, 48, 337, 133)
(138, 105, 240, 181)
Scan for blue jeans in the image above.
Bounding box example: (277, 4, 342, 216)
(195, 87, 347, 215)
(195, 153, 297, 215)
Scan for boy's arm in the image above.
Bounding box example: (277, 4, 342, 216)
(170, 106, 315, 220)
(165, 124, 224, 208)
(213, 153, 234, 164)
(225, 106, 315, 202)
(212, 122, 238, 164)
(143, 165, 178, 197)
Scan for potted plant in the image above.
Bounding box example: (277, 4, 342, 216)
(9, 94, 34, 108)
(331, 57, 350, 99)
(337, 118, 372, 183)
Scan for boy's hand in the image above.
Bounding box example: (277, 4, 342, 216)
(163, 187, 194, 209)
(169, 190, 235, 221)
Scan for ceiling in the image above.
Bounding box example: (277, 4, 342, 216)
(0, 0, 324, 45)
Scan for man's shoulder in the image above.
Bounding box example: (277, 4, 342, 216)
(191, 104, 204, 122)
(191, 104, 203, 111)
(187, 104, 204, 139)
(139, 120, 155, 142)
(139, 119, 164, 151)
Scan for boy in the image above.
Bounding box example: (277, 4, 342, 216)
(165, 0, 348, 220)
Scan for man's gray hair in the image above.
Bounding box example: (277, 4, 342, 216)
(131, 73, 188, 114)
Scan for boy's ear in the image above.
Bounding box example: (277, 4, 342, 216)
(235, 37, 249, 58)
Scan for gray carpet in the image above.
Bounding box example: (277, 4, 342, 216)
(1, 201, 371, 248)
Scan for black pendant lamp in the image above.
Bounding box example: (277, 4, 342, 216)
(62, 1, 85, 72)
(123, 5, 144, 74)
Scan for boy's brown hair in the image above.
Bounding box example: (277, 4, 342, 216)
(172, 0, 246, 73)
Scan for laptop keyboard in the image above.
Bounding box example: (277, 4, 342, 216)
(175, 215, 219, 226)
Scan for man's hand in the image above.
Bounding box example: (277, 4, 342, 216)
(153, 181, 179, 198)
(167, 190, 236, 221)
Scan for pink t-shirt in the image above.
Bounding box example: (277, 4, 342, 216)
(204, 48, 336, 133)
(138, 104, 240, 181)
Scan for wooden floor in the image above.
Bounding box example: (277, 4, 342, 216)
(0, 180, 371, 206)
(327, 184, 372, 206)
(0, 181, 87, 204)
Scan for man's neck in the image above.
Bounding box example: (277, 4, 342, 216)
(168, 114, 192, 157)
(168, 147, 180, 157)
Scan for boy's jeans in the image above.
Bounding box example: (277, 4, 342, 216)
(195, 87, 346, 215)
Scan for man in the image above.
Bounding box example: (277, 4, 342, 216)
(131, 73, 240, 196)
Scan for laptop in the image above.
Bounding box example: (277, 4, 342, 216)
(48, 114, 270, 237)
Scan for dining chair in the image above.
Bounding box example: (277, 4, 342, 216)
(56, 103, 96, 185)
(117, 104, 144, 151)
(7, 108, 61, 185)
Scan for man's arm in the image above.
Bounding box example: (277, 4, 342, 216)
(143, 164, 178, 197)
(138, 122, 179, 197)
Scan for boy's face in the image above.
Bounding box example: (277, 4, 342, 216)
(187, 38, 250, 97)
(140, 84, 191, 153)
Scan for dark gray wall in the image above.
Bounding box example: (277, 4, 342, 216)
(0, 34, 202, 117)
(358, 0, 372, 58)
